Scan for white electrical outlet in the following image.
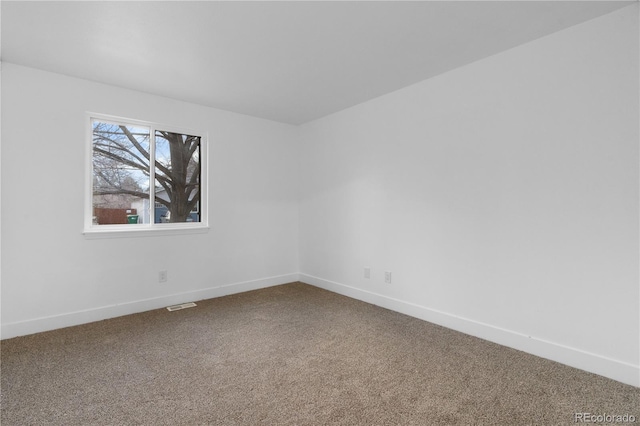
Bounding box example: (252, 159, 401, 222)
(364, 267, 371, 279)
(159, 270, 168, 283)
(385, 271, 392, 284)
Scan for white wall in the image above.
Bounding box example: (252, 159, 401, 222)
(1, 63, 299, 338)
(299, 5, 639, 386)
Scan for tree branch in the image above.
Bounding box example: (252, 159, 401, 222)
(120, 125, 150, 161)
(94, 188, 149, 199)
(94, 147, 149, 174)
(153, 159, 172, 179)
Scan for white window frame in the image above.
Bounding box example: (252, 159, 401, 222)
(84, 113, 209, 238)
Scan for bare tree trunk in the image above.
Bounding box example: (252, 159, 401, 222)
(164, 132, 197, 222)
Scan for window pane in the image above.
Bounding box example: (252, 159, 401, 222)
(92, 121, 151, 225)
(154, 130, 201, 223)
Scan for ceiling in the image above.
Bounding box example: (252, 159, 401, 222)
(1, 1, 634, 125)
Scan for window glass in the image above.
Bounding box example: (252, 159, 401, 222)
(154, 130, 201, 224)
(89, 117, 204, 230)
(92, 122, 151, 225)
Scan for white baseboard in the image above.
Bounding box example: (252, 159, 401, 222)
(300, 273, 640, 388)
(1, 273, 300, 340)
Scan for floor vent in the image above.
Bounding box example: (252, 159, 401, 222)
(166, 302, 197, 312)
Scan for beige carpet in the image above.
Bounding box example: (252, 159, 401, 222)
(1, 282, 638, 425)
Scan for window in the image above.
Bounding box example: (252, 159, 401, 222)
(85, 114, 207, 236)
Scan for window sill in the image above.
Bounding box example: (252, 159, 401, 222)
(83, 224, 210, 239)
